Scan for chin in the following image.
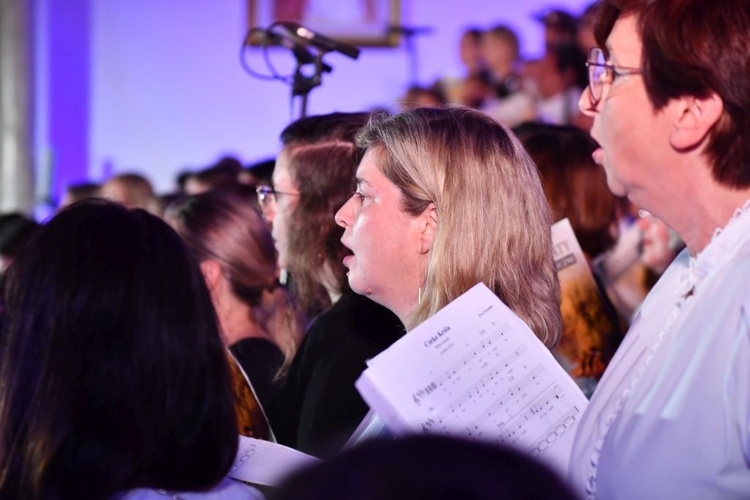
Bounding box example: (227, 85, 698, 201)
(605, 176, 627, 198)
(347, 273, 370, 297)
(347, 278, 366, 296)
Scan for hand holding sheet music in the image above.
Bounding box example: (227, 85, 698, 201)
(355, 283, 587, 474)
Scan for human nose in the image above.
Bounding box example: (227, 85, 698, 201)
(334, 197, 353, 228)
(262, 202, 277, 226)
(579, 85, 598, 117)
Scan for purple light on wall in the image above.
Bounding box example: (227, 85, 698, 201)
(46, 0, 90, 204)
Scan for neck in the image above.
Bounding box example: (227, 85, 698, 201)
(388, 257, 428, 330)
(396, 306, 417, 331)
(215, 292, 269, 346)
(383, 291, 418, 332)
(318, 261, 343, 305)
(657, 184, 750, 255)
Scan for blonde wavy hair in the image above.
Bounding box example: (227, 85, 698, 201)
(356, 108, 561, 347)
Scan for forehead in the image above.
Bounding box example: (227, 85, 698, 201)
(356, 148, 384, 179)
(461, 33, 480, 48)
(607, 14, 642, 65)
(272, 148, 296, 188)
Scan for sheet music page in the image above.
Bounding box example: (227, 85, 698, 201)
(228, 435, 320, 486)
(356, 282, 587, 475)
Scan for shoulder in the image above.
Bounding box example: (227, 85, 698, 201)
(288, 292, 403, 374)
(230, 338, 284, 374)
(305, 292, 404, 347)
(231, 337, 283, 358)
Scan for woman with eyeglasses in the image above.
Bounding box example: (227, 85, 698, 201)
(567, 0, 750, 496)
(263, 113, 405, 459)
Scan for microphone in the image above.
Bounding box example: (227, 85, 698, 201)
(260, 30, 333, 73)
(273, 21, 360, 60)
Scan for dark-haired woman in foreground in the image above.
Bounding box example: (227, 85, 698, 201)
(0, 201, 259, 499)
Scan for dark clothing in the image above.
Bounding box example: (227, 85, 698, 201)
(269, 291, 404, 458)
(230, 337, 284, 411)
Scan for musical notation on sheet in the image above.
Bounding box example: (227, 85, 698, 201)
(356, 283, 589, 475)
(414, 326, 582, 454)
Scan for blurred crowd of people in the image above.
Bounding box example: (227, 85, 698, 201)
(399, 4, 597, 131)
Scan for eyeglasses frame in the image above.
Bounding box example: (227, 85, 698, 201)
(255, 185, 300, 211)
(585, 47, 642, 105)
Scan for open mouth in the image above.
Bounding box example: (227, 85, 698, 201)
(589, 136, 603, 165)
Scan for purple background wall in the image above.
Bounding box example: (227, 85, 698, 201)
(35, 0, 591, 198)
(37, 0, 90, 203)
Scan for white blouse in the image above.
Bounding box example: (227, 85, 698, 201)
(114, 478, 263, 500)
(568, 203, 750, 499)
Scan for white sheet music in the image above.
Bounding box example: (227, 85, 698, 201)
(229, 436, 320, 486)
(356, 283, 587, 474)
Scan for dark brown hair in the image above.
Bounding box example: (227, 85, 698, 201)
(168, 191, 278, 307)
(517, 122, 618, 258)
(166, 190, 303, 369)
(0, 201, 237, 499)
(278, 112, 371, 315)
(283, 141, 360, 314)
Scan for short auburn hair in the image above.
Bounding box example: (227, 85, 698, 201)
(595, 0, 750, 188)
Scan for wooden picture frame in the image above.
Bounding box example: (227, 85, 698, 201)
(247, 0, 401, 47)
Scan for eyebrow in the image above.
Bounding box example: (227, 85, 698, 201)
(355, 176, 370, 187)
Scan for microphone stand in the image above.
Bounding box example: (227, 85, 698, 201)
(245, 23, 358, 120)
(291, 49, 328, 119)
(404, 32, 419, 86)
(388, 25, 433, 87)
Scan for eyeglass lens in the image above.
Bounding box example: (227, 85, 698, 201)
(588, 48, 606, 102)
(256, 186, 276, 208)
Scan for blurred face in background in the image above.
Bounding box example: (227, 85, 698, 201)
(525, 53, 569, 99)
(482, 32, 517, 79)
(459, 32, 485, 73)
(266, 148, 300, 270)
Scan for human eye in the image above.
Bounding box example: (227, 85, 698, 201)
(354, 190, 367, 203)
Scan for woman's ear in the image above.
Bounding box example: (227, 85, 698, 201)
(419, 203, 438, 254)
(670, 92, 723, 151)
(199, 260, 223, 292)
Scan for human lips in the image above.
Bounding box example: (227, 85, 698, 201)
(590, 135, 604, 165)
(340, 238, 353, 267)
(592, 147, 604, 165)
